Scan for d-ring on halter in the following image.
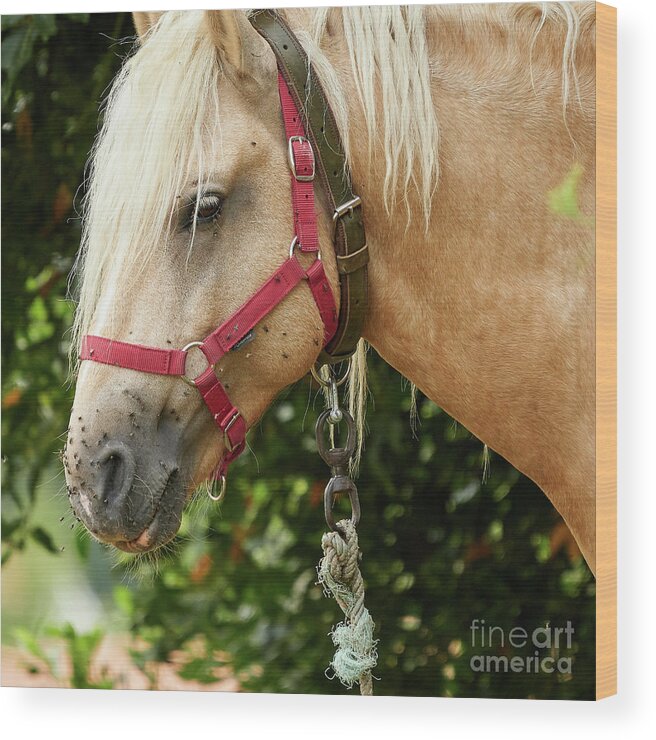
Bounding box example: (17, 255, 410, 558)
(79, 11, 368, 497)
(310, 358, 350, 388)
(207, 475, 227, 503)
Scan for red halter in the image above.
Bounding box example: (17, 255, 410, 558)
(80, 72, 338, 482)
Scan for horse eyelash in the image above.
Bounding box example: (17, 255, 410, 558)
(181, 191, 223, 230)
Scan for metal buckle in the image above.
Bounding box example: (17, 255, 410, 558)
(332, 195, 362, 223)
(288, 136, 315, 182)
(222, 411, 242, 452)
(181, 341, 212, 385)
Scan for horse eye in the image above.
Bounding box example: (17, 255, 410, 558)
(194, 193, 223, 223)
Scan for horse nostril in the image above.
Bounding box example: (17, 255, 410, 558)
(97, 443, 135, 504)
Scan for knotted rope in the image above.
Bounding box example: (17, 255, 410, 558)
(317, 518, 377, 695)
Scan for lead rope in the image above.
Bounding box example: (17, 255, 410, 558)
(314, 368, 378, 695)
(318, 521, 377, 695)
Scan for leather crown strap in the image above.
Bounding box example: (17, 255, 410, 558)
(80, 10, 368, 480)
(250, 10, 369, 364)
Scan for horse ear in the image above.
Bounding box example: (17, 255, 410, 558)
(205, 9, 272, 82)
(206, 10, 244, 72)
(132, 12, 163, 40)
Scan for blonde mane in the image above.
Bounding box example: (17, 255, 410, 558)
(71, 11, 221, 366)
(72, 3, 594, 473)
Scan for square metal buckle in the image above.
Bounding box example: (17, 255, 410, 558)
(222, 411, 242, 452)
(288, 136, 315, 182)
(332, 195, 362, 238)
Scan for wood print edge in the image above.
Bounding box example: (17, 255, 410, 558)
(594, 0, 617, 701)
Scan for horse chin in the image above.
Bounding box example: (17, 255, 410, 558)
(118, 476, 187, 554)
(82, 466, 188, 555)
(113, 515, 177, 554)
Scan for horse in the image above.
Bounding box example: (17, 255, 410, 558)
(63, 4, 597, 573)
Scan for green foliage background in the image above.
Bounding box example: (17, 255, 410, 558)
(1, 13, 595, 698)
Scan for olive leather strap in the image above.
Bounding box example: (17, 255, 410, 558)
(249, 8, 368, 364)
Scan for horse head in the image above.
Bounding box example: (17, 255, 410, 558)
(63, 10, 341, 552)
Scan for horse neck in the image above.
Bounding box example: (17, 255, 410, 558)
(294, 6, 597, 567)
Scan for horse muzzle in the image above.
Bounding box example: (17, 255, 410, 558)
(64, 431, 187, 553)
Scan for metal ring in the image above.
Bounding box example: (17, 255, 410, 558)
(289, 236, 321, 261)
(181, 341, 211, 385)
(311, 360, 350, 388)
(324, 477, 361, 533)
(289, 236, 299, 257)
(207, 475, 227, 502)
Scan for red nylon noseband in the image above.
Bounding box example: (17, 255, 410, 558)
(80, 72, 338, 480)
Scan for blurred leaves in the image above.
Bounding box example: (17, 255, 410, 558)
(14, 624, 113, 689)
(47, 624, 113, 689)
(1, 12, 133, 563)
(29, 525, 59, 554)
